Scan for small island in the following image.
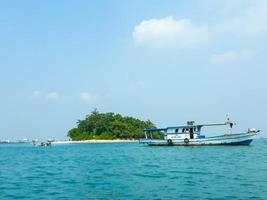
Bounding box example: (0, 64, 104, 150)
(67, 109, 163, 141)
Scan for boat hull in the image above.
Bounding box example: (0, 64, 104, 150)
(139, 133, 257, 146)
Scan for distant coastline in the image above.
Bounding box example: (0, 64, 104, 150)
(51, 139, 138, 144)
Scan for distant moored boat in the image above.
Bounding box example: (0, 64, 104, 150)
(0, 140, 10, 144)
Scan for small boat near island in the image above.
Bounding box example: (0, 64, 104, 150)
(18, 138, 30, 143)
(32, 140, 52, 147)
(139, 117, 260, 146)
(0, 140, 11, 144)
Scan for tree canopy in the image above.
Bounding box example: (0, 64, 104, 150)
(68, 109, 162, 140)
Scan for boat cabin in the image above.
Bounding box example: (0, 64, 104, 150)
(144, 121, 226, 140)
(165, 126, 202, 140)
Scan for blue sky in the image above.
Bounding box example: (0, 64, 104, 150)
(0, 0, 266, 140)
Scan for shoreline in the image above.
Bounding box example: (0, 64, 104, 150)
(51, 139, 138, 144)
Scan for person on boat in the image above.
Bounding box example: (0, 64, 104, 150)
(189, 128, 194, 139)
(182, 128, 194, 139)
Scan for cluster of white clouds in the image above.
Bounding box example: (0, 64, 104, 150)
(132, 1, 267, 64)
(31, 90, 61, 100)
(133, 17, 209, 48)
(209, 50, 256, 65)
(217, 0, 267, 37)
(31, 91, 93, 102)
(46, 92, 60, 100)
(79, 92, 92, 102)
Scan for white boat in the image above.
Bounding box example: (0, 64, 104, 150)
(19, 138, 29, 143)
(0, 140, 11, 144)
(32, 140, 52, 147)
(139, 118, 259, 146)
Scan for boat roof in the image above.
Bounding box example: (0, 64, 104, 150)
(144, 123, 227, 132)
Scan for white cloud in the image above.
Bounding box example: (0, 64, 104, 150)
(46, 92, 60, 100)
(132, 16, 209, 48)
(79, 92, 92, 102)
(31, 91, 62, 101)
(31, 90, 42, 98)
(209, 50, 256, 64)
(216, 0, 267, 37)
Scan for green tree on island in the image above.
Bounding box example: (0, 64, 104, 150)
(68, 109, 163, 140)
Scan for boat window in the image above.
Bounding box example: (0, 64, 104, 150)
(182, 128, 189, 133)
(175, 129, 178, 133)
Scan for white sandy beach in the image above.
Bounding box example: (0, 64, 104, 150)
(51, 139, 138, 144)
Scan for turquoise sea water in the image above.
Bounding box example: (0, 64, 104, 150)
(0, 140, 267, 200)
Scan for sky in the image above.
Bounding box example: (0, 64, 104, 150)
(0, 0, 267, 140)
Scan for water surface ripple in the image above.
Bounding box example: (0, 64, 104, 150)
(0, 140, 267, 199)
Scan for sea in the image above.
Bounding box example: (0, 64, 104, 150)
(0, 139, 267, 200)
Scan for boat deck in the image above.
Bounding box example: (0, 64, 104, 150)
(139, 132, 256, 146)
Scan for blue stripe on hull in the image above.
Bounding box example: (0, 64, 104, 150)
(224, 139, 253, 145)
